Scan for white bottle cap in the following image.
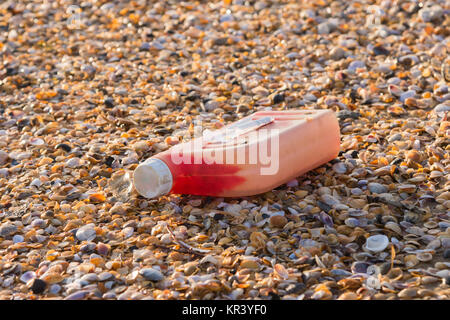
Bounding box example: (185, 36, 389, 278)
(133, 158, 173, 198)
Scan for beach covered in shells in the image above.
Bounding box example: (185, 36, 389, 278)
(0, 0, 449, 300)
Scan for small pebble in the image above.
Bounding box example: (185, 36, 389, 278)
(66, 157, 82, 168)
(0, 223, 17, 237)
(49, 284, 62, 294)
(97, 243, 110, 256)
(443, 249, 450, 259)
(332, 162, 347, 174)
(20, 271, 36, 283)
(368, 183, 388, 194)
(406, 150, 421, 162)
(55, 143, 72, 152)
(28, 279, 47, 294)
(139, 268, 164, 281)
(75, 224, 96, 242)
(13, 234, 24, 243)
(269, 215, 288, 228)
(329, 47, 345, 60)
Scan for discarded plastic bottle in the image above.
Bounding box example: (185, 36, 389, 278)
(133, 110, 340, 198)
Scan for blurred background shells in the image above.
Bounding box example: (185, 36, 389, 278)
(0, 0, 449, 301)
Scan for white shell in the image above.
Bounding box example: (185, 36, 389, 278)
(416, 252, 433, 262)
(364, 234, 389, 252)
(20, 271, 36, 283)
(29, 138, 45, 146)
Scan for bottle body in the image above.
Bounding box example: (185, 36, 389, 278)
(134, 110, 340, 198)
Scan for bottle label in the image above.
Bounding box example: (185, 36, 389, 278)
(203, 116, 274, 145)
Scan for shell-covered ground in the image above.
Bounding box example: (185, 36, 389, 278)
(0, 0, 449, 300)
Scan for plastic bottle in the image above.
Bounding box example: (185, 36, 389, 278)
(133, 110, 340, 198)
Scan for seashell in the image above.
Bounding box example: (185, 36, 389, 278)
(295, 190, 308, 198)
(399, 90, 415, 103)
(386, 267, 403, 280)
(249, 231, 267, 249)
(75, 224, 96, 242)
(345, 218, 360, 228)
(66, 157, 82, 168)
(88, 193, 106, 203)
(351, 261, 369, 274)
(404, 97, 417, 108)
(430, 171, 443, 178)
(388, 84, 403, 97)
(274, 263, 289, 279)
(404, 255, 419, 268)
(122, 227, 134, 239)
(366, 265, 381, 276)
(348, 209, 367, 217)
(405, 149, 421, 162)
(338, 292, 358, 300)
(199, 255, 219, 265)
(286, 179, 298, 187)
(398, 54, 419, 66)
(20, 271, 36, 283)
(366, 276, 381, 290)
(424, 126, 436, 135)
(424, 221, 438, 229)
(421, 235, 436, 243)
(405, 226, 424, 236)
(422, 276, 439, 285)
(96, 242, 110, 256)
(416, 252, 432, 262)
(400, 221, 413, 229)
(310, 228, 324, 238)
(435, 270, 450, 279)
(426, 239, 441, 250)
(398, 287, 418, 299)
(98, 272, 114, 282)
(320, 194, 340, 206)
(436, 191, 450, 201)
(240, 259, 259, 270)
(41, 273, 64, 284)
(384, 222, 402, 234)
(439, 221, 450, 229)
(30, 178, 42, 188)
(29, 137, 45, 146)
(442, 59, 450, 82)
(353, 252, 373, 261)
(320, 211, 334, 228)
(314, 255, 326, 269)
(64, 290, 90, 300)
(397, 184, 416, 193)
(434, 262, 449, 270)
(132, 141, 151, 153)
(364, 234, 389, 253)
